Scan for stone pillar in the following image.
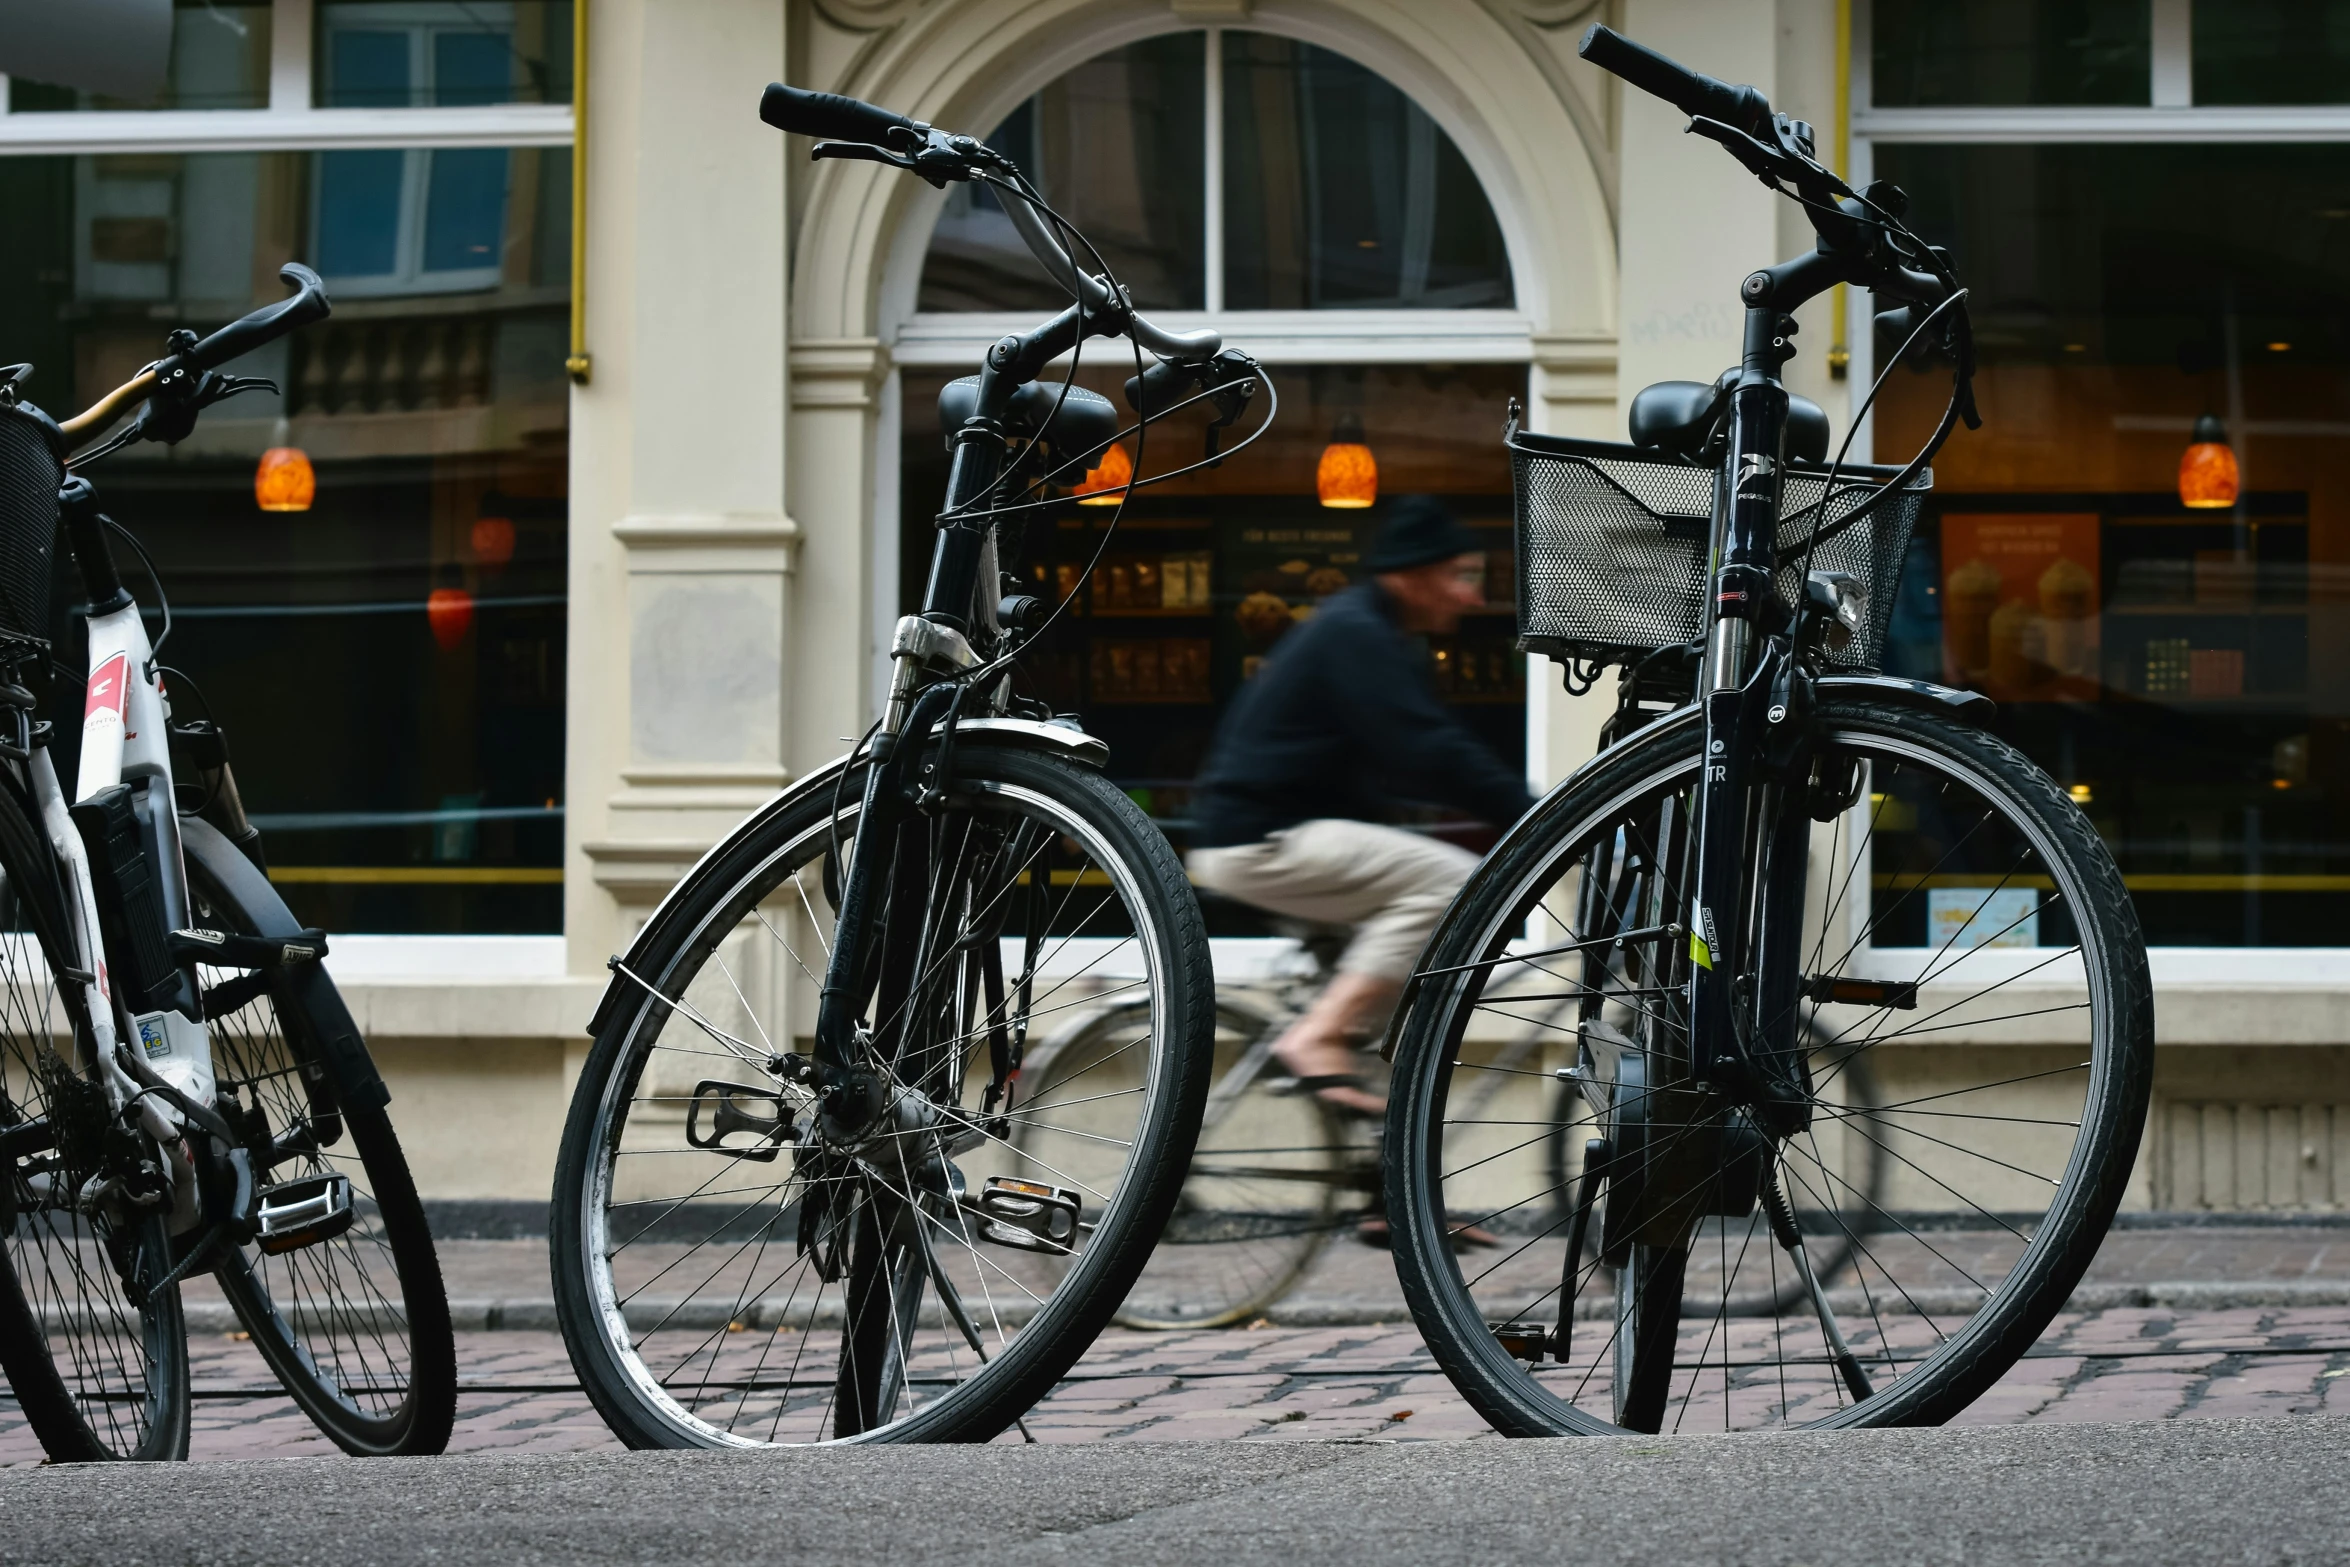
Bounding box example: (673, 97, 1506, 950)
(567, 0, 793, 972)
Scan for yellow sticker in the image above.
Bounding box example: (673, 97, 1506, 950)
(1689, 931, 1713, 970)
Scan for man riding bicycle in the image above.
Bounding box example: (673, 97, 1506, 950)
(1188, 496, 1534, 1116)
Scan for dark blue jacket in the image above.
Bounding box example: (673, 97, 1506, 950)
(1191, 583, 1535, 848)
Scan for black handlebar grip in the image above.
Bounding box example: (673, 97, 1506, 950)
(1578, 24, 1774, 138)
(759, 83, 917, 146)
(176, 263, 331, 373)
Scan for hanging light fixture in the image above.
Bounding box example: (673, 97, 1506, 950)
(427, 586, 475, 649)
(1074, 441, 1132, 506)
(254, 446, 315, 512)
(2178, 413, 2239, 509)
(1316, 413, 1377, 509)
(470, 515, 516, 567)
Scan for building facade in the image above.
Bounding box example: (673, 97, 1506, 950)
(4, 0, 2347, 1211)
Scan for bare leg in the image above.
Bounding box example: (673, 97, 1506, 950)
(1269, 970, 1399, 1115)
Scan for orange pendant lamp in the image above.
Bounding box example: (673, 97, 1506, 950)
(254, 446, 315, 512)
(1074, 441, 1132, 505)
(470, 515, 516, 567)
(1316, 413, 1377, 509)
(2179, 414, 2239, 509)
(427, 586, 475, 649)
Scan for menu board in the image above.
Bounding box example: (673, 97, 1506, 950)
(1219, 520, 1366, 683)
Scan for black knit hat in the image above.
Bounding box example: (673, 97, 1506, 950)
(1363, 494, 1481, 573)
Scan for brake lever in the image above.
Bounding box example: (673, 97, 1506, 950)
(810, 137, 978, 190)
(127, 369, 278, 447)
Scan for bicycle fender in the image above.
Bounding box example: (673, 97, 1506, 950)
(179, 814, 390, 1111)
(584, 717, 1110, 1040)
(1815, 673, 1995, 725)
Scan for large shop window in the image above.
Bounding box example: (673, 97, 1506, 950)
(1873, 142, 2350, 946)
(917, 30, 1511, 313)
(0, 145, 570, 934)
(900, 364, 1526, 936)
(5, 0, 274, 111)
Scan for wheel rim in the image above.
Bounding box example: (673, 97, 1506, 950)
(577, 775, 1178, 1444)
(1403, 718, 2133, 1434)
(0, 904, 180, 1458)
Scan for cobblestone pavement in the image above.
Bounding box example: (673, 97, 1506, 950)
(2, 1305, 2346, 1461)
(4, 1226, 2346, 1461)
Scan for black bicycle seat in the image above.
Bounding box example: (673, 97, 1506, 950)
(1629, 376, 1830, 465)
(937, 376, 1120, 464)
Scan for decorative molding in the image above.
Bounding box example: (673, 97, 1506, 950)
(1474, 0, 1616, 222)
(618, 765, 794, 789)
(894, 310, 1538, 367)
(613, 513, 803, 548)
(1170, 0, 1252, 18)
(789, 337, 892, 410)
(1531, 329, 1617, 406)
(0, 103, 573, 156)
(580, 838, 720, 902)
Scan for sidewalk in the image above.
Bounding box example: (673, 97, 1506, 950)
(2, 1220, 2344, 1461)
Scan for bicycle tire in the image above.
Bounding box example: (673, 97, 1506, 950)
(1387, 694, 2153, 1435)
(550, 744, 1213, 1445)
(0, 771, 190, 1462)
(1024, 997, 1351, 1330)
(181, 821, 456, 1456)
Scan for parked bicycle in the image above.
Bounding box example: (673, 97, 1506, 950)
(547, 85, 1269, 1446)
(0, 267, 456, 1460)
(1384, 26, 2154, 1436)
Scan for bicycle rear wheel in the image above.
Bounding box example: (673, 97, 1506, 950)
(551, 744, 1213, 1445)
(0, 774, 188, 1461)
(183, 823, 456, 1456)
(1025, 998, 1353, 1329)
(1388, 695, 2153, 1435)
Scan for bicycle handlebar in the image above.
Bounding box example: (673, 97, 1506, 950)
(57, 263, 331, 441)
(760, 82, 1221, 363)
(1577, 24, 1773, 139)
(759, 83, 919, 148)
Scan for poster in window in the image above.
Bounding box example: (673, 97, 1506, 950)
(1939, 513, 2100, 700)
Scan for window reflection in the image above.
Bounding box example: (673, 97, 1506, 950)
(6, 1, 272, 112)
(1871, 0, 2149, 107)
(1877, 143, 2350, 944)
(0, 148, 570, 933)
(313, 1, 573, 107)
(2194, 1, 2350, 107)
(1221, 33, 1510, 310)
(919, 34, 1205, 312)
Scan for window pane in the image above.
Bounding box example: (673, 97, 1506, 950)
(423, 149, 510, 272)
(327, 28, 412, 107)
(2195, 1, 2350, 106)
(1871, 0, 2149, 106)
(0, 149, 572, 933)
(900, 362, 1524, 935)
(317, 150, 406, 276)
(1874, 143, 2350, 945)
(6, 1, 272, 111)
(918, 34, 1204, 311)
(316, 1, 574, 108)
(1221, 32, 1511, 310)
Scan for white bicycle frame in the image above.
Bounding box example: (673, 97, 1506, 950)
(23, 594, 212, 1178)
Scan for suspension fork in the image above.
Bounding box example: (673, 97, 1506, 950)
(1686, 306, 1796, 1091)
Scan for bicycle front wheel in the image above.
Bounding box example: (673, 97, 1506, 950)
(551, 744, 1213, 1445)
(184, 825, 456, 1456)
(1388, 694, 2153, 1436)
(0, 774, 188, 1461)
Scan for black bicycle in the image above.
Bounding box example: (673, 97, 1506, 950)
(548, 86, 1271, 1446)
(1385, 26, 2154, 1436)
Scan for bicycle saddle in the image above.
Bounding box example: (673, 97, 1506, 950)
(1629, 374, 1830, 465)
(937, 376, 1121, 464)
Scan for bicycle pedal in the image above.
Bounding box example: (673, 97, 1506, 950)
(685, 1080, 796, 1162)
(255, 1172, 353, 1255)
(964, 1176, 1081, 1253)
(1800, 974, 1918, 1010)
(1490, 1321, 1549, 1362)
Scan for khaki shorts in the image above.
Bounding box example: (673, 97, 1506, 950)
(1188, 819, 1479, 982)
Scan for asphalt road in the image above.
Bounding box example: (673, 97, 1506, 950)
(2, 1416, 2342, 1566)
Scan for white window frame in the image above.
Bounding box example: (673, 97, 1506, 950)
(0, 0, 573, 974)
(0, 0, 571, 154)
(1849, 0, 2350, 981)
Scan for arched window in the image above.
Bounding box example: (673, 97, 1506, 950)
(918, 31, 1512, 313)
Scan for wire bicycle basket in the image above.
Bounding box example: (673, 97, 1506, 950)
(1508, 420, 1929, 675)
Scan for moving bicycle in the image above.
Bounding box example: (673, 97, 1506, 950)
(1383, 27, 2155, 1436)
(0, 267, 455, 1460)
(547, 85, 1270, 1446)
